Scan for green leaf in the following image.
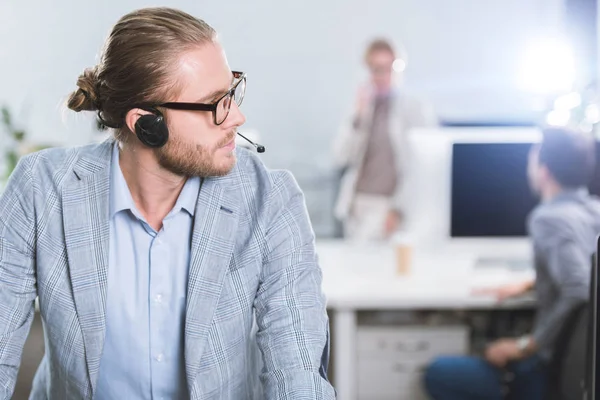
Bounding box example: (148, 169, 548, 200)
(13, 130, 25, 142)
(1, 106, 11, 128)
(5, 151, 18, 180)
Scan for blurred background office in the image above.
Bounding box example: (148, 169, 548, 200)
(2, 0, 600, 399)
(3, 0, 596, 234)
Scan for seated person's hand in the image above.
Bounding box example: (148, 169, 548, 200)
(484, 339, 521, 368)
(472, 280, 534, 301)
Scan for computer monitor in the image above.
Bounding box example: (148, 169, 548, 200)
(451, 142, 537, 237)
(403, 127, 540, 253)
(404, 127, 600, 258)
(451, 140, 600, 238)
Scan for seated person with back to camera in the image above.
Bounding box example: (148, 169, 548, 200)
(423, 127, 600, 400)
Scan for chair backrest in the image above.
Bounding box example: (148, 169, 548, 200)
(549, 302, 589, 400)
(585, 249, 599, 399)
(547, 253, 596, 400)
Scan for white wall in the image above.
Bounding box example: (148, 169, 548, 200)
(0, 0, 565, 234)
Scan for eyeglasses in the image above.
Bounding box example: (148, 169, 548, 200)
(369, 65, 393, 76)
(155, 71, 246, 125)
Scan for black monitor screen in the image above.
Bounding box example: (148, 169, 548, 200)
(451, 141, 600, 237)
(451, 143, 538, 237)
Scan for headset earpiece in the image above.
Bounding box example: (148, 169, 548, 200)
(134, 111, 169, 148)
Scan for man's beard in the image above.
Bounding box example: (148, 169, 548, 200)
(155, 133, 236, 177)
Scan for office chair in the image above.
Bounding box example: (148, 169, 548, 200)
(548, 302, 589, 400)
(584, 250, 598, 399)
(540, 253, 595, 400)
(502, 254, 595, 400)
(499, 302, 588, 400)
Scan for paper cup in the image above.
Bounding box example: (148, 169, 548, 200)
(394, 233, 414, 276)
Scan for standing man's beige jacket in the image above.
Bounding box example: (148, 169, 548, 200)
(332, 90, 437, 237)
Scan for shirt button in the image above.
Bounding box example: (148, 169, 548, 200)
(154, 294, 163, 303)
(155, 353, 164, 362)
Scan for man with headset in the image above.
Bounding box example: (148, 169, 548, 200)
(0, 7, 334, 400)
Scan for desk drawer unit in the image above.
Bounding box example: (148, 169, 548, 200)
(357, 325, 469, 400)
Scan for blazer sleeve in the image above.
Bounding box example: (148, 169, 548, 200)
(332, 112, 364, 170)
(253, 170, 336, 399)
(0, 156, 38, 400)
(391, 95, 438, 212)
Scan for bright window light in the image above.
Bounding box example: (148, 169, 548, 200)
(393, 59, 406, 72)
(586, 104, 600, 123)
(553, 92, 581, 110)
(518, 37, 575, 94)
(546, 109, 571, 126)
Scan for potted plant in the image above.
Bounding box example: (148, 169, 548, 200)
(1, 105, 26, 182)
(0, 106, 52, 189)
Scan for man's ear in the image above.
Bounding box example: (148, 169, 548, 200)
(124, 108, 151, 133)
(538, 164, 552, 183)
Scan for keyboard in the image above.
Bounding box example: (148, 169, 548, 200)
(474, 256, 533, 271)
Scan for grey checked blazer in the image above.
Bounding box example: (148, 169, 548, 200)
(0, 139, 335, 399)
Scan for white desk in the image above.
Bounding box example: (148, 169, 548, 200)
(316, 239, 536, 400)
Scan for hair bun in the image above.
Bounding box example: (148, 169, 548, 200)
(67, 67, 100, 112)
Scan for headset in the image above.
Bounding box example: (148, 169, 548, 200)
(134, 107, 169, 148)
(133, 107, 265, 153)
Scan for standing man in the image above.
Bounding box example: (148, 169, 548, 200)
(424, 127, 600, 400)
(0, 7, 335, 400)
(333, 38, 437, 242)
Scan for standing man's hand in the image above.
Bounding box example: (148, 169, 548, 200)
(354, 84, 372, 123)
(384, 209, 401, 237)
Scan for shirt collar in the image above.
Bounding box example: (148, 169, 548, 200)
(545, 187, 589, 205)
(110, 143, 135, 218)
(109, 143, 200, 218)
(173, 175, 200, 217)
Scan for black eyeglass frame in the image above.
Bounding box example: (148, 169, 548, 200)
(147, 71, 246, 126)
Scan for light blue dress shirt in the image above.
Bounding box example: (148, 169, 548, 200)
(96, 145, 200, 400)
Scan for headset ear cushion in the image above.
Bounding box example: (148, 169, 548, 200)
(135, 113, 169, 148)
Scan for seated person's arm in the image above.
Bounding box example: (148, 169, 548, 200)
(485, 216, 588, 366)
(528, 215, 590, 354)
(254, 171, 335, 399)
(473, 279, 535, 301)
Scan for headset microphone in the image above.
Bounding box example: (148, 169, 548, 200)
(236, 132, 266, 153)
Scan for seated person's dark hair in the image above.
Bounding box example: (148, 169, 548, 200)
(539, 127, 596, 188)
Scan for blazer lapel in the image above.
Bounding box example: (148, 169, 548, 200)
(63, 141, 113, 395)
(185, 172, 240, 391)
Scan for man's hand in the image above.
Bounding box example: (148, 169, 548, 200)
(354, 84, 372, 121)
(472, 280, 534, 301)
(384, 209, 402, 237)
(484, 339, 523, 368)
